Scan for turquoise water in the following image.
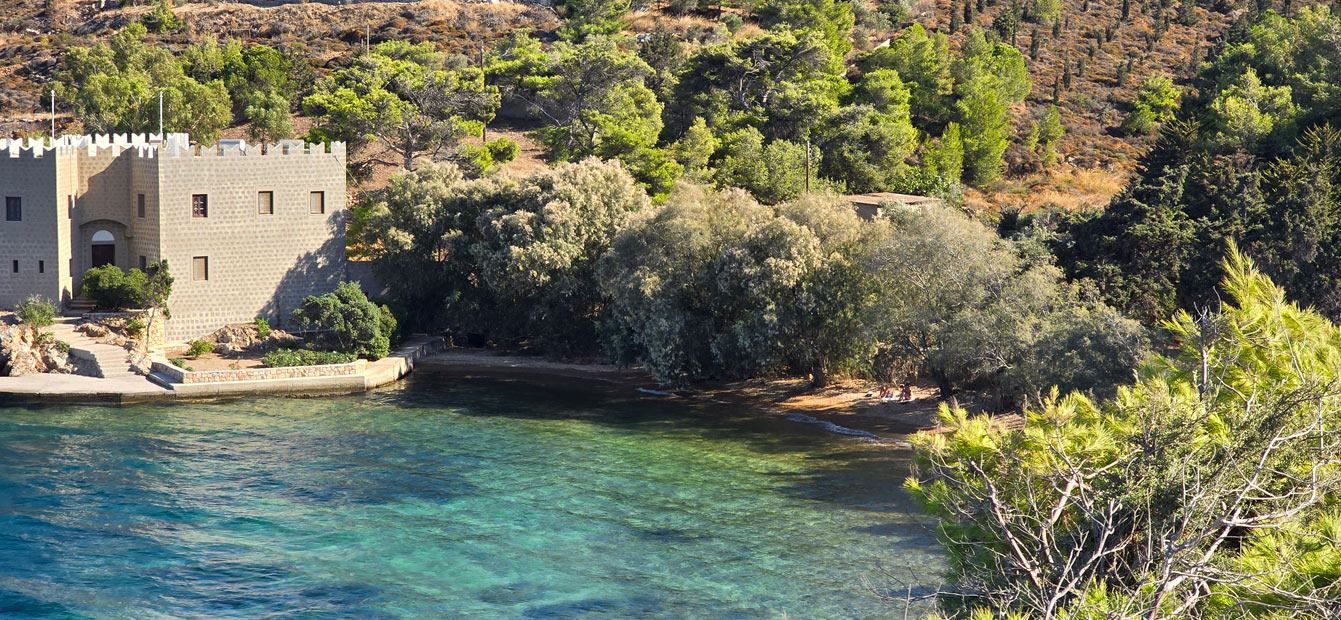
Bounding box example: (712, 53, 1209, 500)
(0, 371, 943, 619)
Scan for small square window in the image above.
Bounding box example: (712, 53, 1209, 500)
(137, 194, 146, 218)
(192, 194, 208, 218)
(138, 255, 147, 271)
(258, 191, 274, 215)
(193, 256, 208, 281)
(38, 260, 44, 274)
(309, 191, 325, 215)
(5, 197, 20, 222)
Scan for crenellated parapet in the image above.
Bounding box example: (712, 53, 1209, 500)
(0, 133, 345, 160)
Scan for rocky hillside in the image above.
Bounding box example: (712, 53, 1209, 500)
(0, 0, 1309, 189)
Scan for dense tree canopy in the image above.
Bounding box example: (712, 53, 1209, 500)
(303, 41, 498, 172)
(61, 24, 231, 142)
(1057, 7, 1341, 325)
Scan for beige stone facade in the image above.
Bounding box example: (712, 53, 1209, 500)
(0, 133, 346, 341)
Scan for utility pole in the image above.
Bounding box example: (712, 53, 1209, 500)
(49, 90, 55, 140)
(365, 25, 370, 54)
(158, 91, 164, 139)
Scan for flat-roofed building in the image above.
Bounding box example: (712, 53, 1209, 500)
(0, 133, 347, 341)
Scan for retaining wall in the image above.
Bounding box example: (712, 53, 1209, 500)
(152, 358, 367, 384)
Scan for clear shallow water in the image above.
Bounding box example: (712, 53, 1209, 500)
(0, 371, 943, 619)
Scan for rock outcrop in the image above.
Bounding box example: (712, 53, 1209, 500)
(0, 324, 76, 376)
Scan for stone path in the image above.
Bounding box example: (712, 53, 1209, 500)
(48, 318, 140, 380)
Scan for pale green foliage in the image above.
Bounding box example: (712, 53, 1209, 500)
(857, 24, 954, 121)
(303, 41, 498, 171)
(1036, 105, 1064, 166)
(599, 185, 885, 385)
(925, 122, 965, 185)
(816, 104, 916, 193)
(501, 35, 679, 196)
(756, 0, 857, 59)
(867, 203, 1145, 401)
(1210, 67, 1295, 147)
(670, 117, 719, 180)
(1032, 0, 1061, 22)
(1120, 73, 1180, 135)
(363, 159, 651, 353)
(244, 89, 293, 143)
(290, 281, 393, 360)
(714, 128, 820, 204)
(907, 248, 1341, 619)
(455, 137, 521, 176)
(557, 0, 630, 42)
(952, 29, 1031, 186)
(956, 89, 1010, 186)
(61, 23, 231, 142)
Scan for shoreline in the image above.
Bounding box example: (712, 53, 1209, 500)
(417, 348, 966, 446)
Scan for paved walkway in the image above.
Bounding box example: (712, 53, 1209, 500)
(48, 317, 140, 379)
(0, 333, 442, 405)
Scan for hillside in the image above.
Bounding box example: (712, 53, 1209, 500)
(0, 0, 1298, 204)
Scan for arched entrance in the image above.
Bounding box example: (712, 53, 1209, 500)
(91, 230, 115, 268)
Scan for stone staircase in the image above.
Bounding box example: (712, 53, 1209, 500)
(47, 318, 139, 379)
(64, 297, 97, 317)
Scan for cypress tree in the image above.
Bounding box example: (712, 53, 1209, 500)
(951, 0, 964, 31)
(1122, 0, 1131, 19)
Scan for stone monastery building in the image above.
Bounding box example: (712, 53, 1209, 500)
(0, 133, 346, 341)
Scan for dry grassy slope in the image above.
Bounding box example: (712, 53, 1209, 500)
(0, 0, 1316, 209)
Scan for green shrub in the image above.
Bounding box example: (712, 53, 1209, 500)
(186, 340, 214, 358)
(16, 296, 55, 330)
(141, 0, 182, 33)
(170, 357, 194, 371)
(290, 282, 392, 359)
(261, 348, 356, 367)
(79, 265, 147, 310)
(124, 318, 145, 339)
(254, 318, 272, 339)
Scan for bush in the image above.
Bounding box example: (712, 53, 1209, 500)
(254, 318, 272, 340)
(169, 357, 194, 371)
(141, 0, 182, 33)
(16, 296, 55, 330)
(79, 265, 147, 311)
(289, 282, 392, 359)
(185, 340, 214, 358)
(261, 348, 357, 368)
(124, 318, 145, 339)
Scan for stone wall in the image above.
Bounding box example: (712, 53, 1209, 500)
(156, 144, 347, 341)
(0, 151, 61, 309)
(151, 358, 366, 384)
